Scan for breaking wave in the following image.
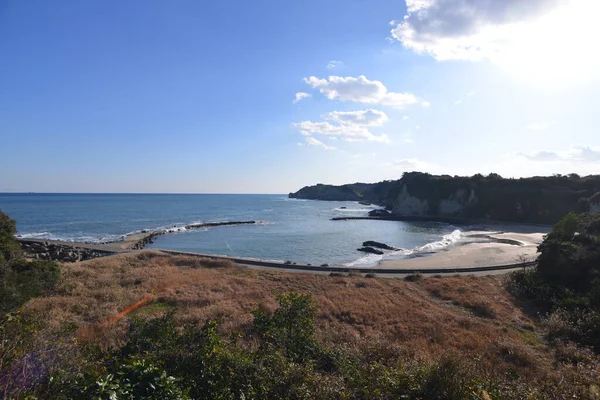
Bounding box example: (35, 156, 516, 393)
(345, 229, 464, 267)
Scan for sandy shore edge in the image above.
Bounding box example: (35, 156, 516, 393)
(378, 232, 545, 270)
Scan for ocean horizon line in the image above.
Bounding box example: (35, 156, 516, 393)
(0, 192, 289, 196)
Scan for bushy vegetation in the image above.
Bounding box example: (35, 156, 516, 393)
(5, 292, 592, 399)
(0, 210, 59, 313)
(510, 212, 600, 351)
(399, 173, 600, 223)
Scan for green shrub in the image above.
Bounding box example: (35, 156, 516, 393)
(510, 212, 600, 351)
(0, 210, 60, 314)
(47, 357, 189, 400)
(252, 292, 318, 363)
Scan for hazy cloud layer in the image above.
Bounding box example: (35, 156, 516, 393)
(519, 145, 600, 162)
(323, 109, 389, 126)
(304, 136, 337, 150)
(326, 60, 344, 69)
(526, 121, 556, 131)
(388, 157, 439, 172)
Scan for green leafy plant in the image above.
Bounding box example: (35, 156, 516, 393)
(252, 292, 318, 363)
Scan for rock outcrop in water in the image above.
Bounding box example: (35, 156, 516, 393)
(362, 241, 398, 251)
(357, 247, 384, 255)
(289, 172, 600, 224)
(368, 209, 390, 217)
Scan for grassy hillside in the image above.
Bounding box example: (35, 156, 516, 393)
(2, 250, 599, 398)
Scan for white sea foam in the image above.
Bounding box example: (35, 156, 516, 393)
(165, 226, 187, 233)
(15, 232, 52, 239)
(276, 197, 308, 202)
(345, 248, 412, 267)
(344, 229, 464, 267)
(417, 229, 463, 252)
(334, 208, 371, 212)
(15, 232, 123, 244)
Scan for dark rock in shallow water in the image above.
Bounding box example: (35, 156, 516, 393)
(362, 241, 398, 251)
(357, 247, 384, 255)
(368, 209, 391, 217)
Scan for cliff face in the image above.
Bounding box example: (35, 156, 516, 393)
(289, 172, 600, 224)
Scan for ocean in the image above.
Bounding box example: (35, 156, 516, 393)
(0, 193, 463, 266)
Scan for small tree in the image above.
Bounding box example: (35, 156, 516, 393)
(252, 293, 317, 362)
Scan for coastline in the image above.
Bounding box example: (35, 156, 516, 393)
(13, 206, 549, 273)
(17, 229, 545, 274)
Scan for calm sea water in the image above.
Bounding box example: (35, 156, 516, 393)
(0, 193, 460, 266)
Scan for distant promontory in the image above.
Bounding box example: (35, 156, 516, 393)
(289, 172, 600, 225)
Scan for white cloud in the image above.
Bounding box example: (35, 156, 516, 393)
(323, 109, 389, 126)
(454, 99, 463, 106)
(295, 109, 392, 143)
(391, 0, 562, 61)
(526, 121, 556, 131)
(402, 115, 410, 120)
(403, 133, 414, 144)
(295, 120, 390, 143)
(390, 0, 600, 84)
(304, 136, 337, 150)
(293, 92, 311, 104)
(466, 91, 475, 97)
(304, 75, 425, 108)
(326, 60, 344, 69)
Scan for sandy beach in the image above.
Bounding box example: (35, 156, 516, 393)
(379, 231, 546, 270)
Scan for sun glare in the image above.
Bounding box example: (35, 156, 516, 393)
(499, 0, 600, 87)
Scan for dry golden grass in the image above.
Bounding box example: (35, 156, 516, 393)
(25, 250, 597, 381)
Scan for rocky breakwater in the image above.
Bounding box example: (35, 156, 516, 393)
(127, 231, 166, 250)
(19, 240, 115, 262)
(17, 221, 259, 261)
(128, 220, 258, 250)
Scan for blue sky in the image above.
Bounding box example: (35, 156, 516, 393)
(1, 0, 599, 193)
